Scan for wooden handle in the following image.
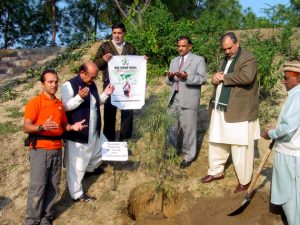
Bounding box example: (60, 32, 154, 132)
(247, 140, 275, 195)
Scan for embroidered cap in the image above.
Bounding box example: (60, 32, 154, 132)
(283, 61, 300, 73)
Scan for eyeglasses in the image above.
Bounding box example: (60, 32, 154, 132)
(84, 71, 98, 80)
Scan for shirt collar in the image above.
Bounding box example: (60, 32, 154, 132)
(288, 83, 300, 96)
(181, 52, 191, 62)
(112, 39, 125, 48)
(40, 92, 58, 102)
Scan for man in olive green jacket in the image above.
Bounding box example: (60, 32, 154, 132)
(94, 23, 136, 141)
(201, 32, 260, 194)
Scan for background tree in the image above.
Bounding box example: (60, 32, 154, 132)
(202, 0, 243, 29)
(125, 1, 226, 77)
(290, 0, 300, 26)
(113, 0, 151, 25)
(0, 0, 34, 48)
(59, 0, 120, 45)
(160, 0, 203, 20)
(42, 0, 59, 46)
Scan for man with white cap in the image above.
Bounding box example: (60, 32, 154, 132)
(261, 61, 300, 225)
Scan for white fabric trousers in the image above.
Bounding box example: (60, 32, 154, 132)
(207, 121, 255, 185)
(271, 152, 300, 225)
(66, 134, 106, 200)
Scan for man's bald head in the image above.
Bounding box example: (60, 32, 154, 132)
(79, 62, 99, 85)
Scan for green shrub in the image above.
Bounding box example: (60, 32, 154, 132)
(126, 3, 226, 78)
(0, 86, 17, 102)
(135, 91, 180, 178)
(277, 25, 300, 60)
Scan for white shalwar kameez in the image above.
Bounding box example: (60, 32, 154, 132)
(62, 82, 108, 200)
(208, 59, 260, 185)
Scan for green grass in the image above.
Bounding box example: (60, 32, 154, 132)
(20, 98, 29, 105)
(5, 106, 23, 119)
(0, 121, 21, 135)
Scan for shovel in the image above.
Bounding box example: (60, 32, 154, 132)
(228, 140, 275, 216)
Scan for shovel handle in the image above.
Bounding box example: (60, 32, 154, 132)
(247, 140, 275, 195)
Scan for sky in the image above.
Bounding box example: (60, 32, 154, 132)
(240, 0, 291, 17)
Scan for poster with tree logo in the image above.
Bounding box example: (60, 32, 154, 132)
(108, 55, 147, 109)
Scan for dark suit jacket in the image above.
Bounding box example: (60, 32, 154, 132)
(213, 48, 259, 123)
(94, 40, 136, 87)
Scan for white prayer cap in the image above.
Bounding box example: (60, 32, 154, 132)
(283, 61, 300, 73)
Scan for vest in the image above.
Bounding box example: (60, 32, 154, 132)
(64, 75, 101, 143)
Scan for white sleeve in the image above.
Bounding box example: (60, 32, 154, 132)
(99, 92, 109, 105)
(61, 81, 84, 111)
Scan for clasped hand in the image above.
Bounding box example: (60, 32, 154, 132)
(212, 72, 224, 85)
(167, 71, 187, 80)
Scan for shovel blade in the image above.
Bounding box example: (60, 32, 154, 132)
(227, 194, 251, 216)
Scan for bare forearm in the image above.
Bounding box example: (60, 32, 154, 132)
(23, 123, 41, 134)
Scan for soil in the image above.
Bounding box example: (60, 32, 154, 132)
(0, 42, 287, 225)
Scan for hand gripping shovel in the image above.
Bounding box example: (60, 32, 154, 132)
(228, 140, 275, 216)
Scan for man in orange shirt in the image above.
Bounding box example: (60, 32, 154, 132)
(23, 69, 86, 225)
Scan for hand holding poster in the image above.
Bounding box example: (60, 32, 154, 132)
(108, 55, 146, 110)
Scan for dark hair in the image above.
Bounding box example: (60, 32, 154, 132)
(40, 69, 57, 83)
(177, 36, 192, 45)
(79, 64, 88, 73)
(112, 23, 126, 32)
(220, 32, 238, 44)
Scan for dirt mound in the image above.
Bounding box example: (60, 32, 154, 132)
(126, 190, 285, 225)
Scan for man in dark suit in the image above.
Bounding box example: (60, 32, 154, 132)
(166, 36, 206, 169)
(94, 23, 136, 141)
(201, 32, 260, 193)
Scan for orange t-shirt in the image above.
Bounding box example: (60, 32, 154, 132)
(24, 92, 67, 150)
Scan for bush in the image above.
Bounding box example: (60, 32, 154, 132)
(126, 3, 226, 77)
(242, 25, 299, 96)
(134, 91, 180, 178)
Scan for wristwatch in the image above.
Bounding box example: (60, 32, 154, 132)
(38, 125, 45, 132)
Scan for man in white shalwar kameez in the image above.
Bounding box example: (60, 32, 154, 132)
(62, 62, 114, 202)
(261, 61, 300, 225)
(201, 32, 260, 193)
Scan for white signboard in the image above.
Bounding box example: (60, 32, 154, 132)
(101, 142, 128, 161)
(108, 55, 146, 110)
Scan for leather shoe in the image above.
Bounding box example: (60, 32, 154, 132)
(200, 174, 224, 183)
(234, 182, 250, 193)
(180, 160, 192, 169)
(73, 194, 96, 202)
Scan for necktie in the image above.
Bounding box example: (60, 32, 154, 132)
(175, 56, 184, 91)
(178, 56, 185, 71)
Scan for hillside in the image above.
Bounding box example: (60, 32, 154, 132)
(0, 41, 287, 225)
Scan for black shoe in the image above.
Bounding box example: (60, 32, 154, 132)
(84, 166, 104, 178)
(40, 217, 53, 225)
(73, 194, 96, 202)
(180, 160, 192, 169)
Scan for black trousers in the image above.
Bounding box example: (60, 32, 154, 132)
(103, 96, 133, 141)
